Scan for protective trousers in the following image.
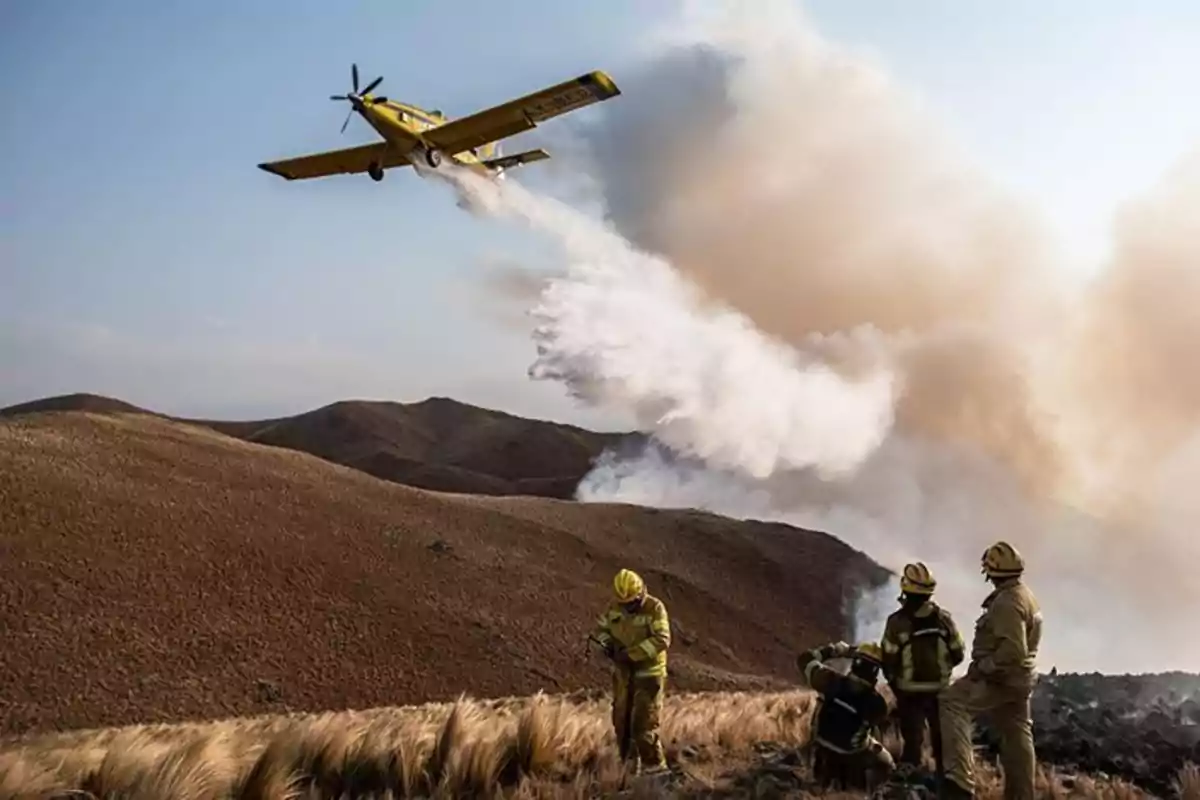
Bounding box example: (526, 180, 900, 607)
(894, 690, 943, 773)
(812, 741, 894, 791)
(612, 672, 666, 770)
(939, 675, 1035, 800)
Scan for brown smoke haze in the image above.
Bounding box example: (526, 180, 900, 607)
(479, 1, 1200, 672)
(1064, 150, 1200, 516)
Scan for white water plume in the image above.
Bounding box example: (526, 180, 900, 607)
(433, 161, 898, 481)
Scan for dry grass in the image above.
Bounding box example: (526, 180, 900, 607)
(0, 689, 1186, 800)
(0, 690, 812, 799)
(971, 766, 1147, 800)
(1176, 763, 1200, 800)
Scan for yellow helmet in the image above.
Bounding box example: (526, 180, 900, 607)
(981, 540, 1025, 579)
(900, 562, 936, 595)
(853, 642, 884, 667)
(613, 569, 646, 602)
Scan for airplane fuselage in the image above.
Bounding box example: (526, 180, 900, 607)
(354, 95, 495, 173)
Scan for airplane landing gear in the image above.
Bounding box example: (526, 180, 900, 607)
(368, 162, 384, 182)
(424, 148, 442, 168)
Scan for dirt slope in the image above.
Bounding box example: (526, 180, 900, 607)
(1, 393, 642, 499)
(0, 410, 886, 735)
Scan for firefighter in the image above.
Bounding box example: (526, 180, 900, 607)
(588, 568, 671, 773)
(938, 541, 1042, 800)
(797, 640, 895, 791)
(881, 562, 965, 776)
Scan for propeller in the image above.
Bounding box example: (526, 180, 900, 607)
(329, 63, 387, 133)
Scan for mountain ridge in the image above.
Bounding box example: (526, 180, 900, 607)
(1, 391, 647, 500)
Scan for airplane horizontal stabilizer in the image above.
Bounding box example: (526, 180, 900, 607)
(481, 148, 551, 171)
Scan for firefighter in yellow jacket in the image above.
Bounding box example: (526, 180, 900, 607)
(881, 562, 965, 776)
(939, 541, 1043, 800)
(797, 641, 895, 791)
(588, 568, 671, 772)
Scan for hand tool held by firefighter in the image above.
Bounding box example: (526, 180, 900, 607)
(586, 634, 611, 662)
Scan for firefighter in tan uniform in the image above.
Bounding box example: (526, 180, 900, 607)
(938, 541, 1042, 800)
(881, 562, 965, 776)
(588, 568, 671, 773)
(797, 641, 895, 791)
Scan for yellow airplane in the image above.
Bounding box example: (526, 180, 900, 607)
(258, 64, 621, 183)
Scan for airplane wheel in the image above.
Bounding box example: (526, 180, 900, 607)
(368, 162, 384, 182)
(425, 149, 442, 168)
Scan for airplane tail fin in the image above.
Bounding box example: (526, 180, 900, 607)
(482, 148, 550, 172)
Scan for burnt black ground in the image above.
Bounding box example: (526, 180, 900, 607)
(973, 672, 1200, 795)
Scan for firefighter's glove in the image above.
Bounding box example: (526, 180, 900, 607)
(824, 641, 852, 659)
(612, 648, 636, 668)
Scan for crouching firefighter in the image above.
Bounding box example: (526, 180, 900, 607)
(881, 562, 965, 776)
(588, 568, 671, 774)
(797, 641, 895, 791)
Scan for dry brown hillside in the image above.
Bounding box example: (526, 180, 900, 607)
(0, 393, 642, 499)
(0, 410, 886, 736)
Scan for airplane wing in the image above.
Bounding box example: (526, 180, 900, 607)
(257, 142, 411, 181)
(422, 70, 620, 157)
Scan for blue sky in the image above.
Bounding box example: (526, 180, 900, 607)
(3, 1, 1200, 424)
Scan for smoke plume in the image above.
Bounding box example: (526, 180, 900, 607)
(437, 162, 898, 480)
(440, 0, 1200, 673)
